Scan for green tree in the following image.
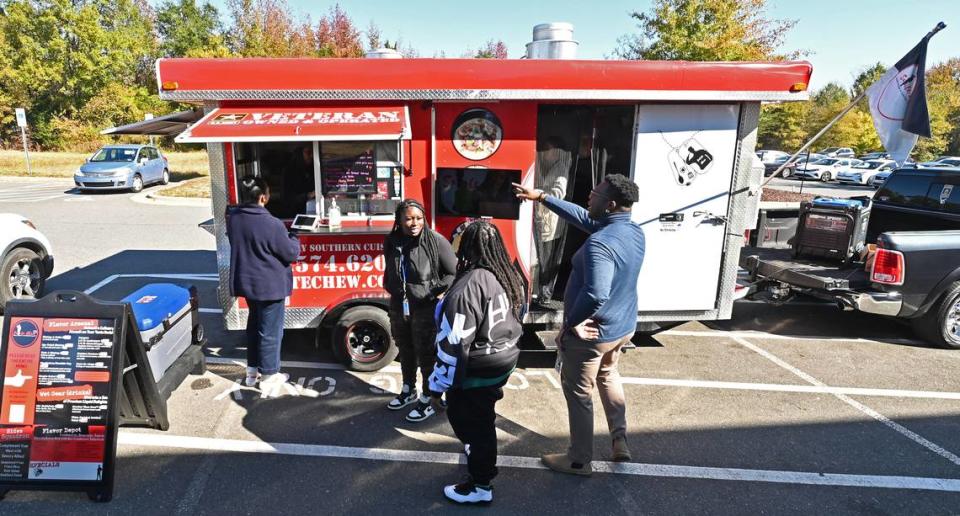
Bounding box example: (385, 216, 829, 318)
(913, 58, 960, 160)
(615, 0, 801, 61)
(0, 0, 159, 148)
(156, 0, 229, 58)
(475, 39, 508, 59)
(851, 62, 886, 97)
(803, 82, 852, 150)
(757, 101, 808, 151)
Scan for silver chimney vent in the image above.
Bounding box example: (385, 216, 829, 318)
(365, 47, 403, 59)
(525, 22, 578, 59)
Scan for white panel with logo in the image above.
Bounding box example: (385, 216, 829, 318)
(631, 104, 740, 311)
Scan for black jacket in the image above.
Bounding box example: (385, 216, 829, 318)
(428, 268, 522, 393)
(383, 230, 457, 309)
(226, 204, 301, 301)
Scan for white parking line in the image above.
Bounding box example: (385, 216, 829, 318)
(206, 356, 960, 401)
(731, 335, 960, 467)
(661, 329, 924, 346)
(84, 273, 219, 294)
(117, 432, 960, 492)
(0, 184, 72, 202)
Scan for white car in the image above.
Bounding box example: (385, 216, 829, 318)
(0, 214, 54, 312)
(836, 160, 896, 185)
(792, 158, 862, 182)
(921, 157, 960, 168)
(756, 150, 789, 164)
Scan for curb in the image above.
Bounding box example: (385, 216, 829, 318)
(131, 181, 211, 207)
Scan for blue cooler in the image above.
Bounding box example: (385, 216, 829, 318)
(123, 283, 198, 382)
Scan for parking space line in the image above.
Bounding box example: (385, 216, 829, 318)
(661, 329, 924, 346)
(84, 273, 218, 294)
(621, 377, 960, 400)
(117, 432, 960, 492)
(206, 356, 960, 401)
(731, 335, 960, 467)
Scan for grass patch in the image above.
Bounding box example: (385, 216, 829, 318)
(0, 149, 210, 181)
(160, 177, 211, 198)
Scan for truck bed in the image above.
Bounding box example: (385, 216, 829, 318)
(740, 247, 871, 291)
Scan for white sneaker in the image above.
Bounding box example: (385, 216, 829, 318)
(387, 384, 419, 410)
(259, 372, 291, 398)
(405, 396, 436, 422)
(244, 367, 261, 387)
(443, 480, 493, 504)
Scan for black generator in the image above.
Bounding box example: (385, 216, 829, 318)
(792, 197, 871, 264)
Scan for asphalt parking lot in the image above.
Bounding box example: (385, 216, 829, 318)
(2, 179, 959, 514)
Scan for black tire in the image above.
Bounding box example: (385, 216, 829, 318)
(160, 169, 170, 185)
(911, 281, 960, 349)
(331, 306, 397, 371)
(0, 247, 45, 311)
(820, 172, 832, 182)
(130, 174, 144, 193)
(193, 323, 205, 344)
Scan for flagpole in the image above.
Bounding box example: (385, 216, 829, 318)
(760, 21, 946, 188)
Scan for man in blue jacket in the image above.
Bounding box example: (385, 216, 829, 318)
(514, 174, 645, 476)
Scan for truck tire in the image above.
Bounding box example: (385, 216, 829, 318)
(911, 281, 960, 350)
(331, 306, 397, 371)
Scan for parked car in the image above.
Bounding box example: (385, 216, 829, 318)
(818, 147, 856, 158)
(742, 167, 960, 349)
(793, 157, 862, 182)
(74, 145, 170, 193)
(921, 158, 960, 168)
(757, 150, 789, 164)
(765, 153, 827, 177)
(859, 151, 891, 161)
(870, 170, 893, 188)
(0, 213, 54, 312)
(836, 160, 896, 185)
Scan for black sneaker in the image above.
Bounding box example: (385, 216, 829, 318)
(444, 480, 493, 504)
(387, 386, 418, 411)
(405, 396, 435, 422)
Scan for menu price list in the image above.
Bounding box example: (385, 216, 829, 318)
(0, 318, 115, 482)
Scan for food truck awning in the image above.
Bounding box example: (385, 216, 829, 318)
(100, 109, 203, 136)
(175, 105, 412, 143)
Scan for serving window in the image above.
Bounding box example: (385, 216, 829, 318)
(233, 139, 403, 219)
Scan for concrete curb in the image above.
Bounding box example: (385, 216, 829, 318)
(131, 180, 211, 207)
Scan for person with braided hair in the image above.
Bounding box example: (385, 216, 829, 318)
(427, 221, 524, 505)
(382, 199, 457, 422)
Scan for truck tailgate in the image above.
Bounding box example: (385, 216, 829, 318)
(740, 247, 871, 291)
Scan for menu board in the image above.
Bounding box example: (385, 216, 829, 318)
(321, 148, 376, 194)
(0, 317, 117, 484)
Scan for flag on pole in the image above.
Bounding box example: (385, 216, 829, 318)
(866, 25, 942, 165)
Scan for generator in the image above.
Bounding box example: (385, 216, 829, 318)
(792, 197, 871, 264)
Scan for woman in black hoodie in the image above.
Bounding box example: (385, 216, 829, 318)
(382, 199, 457, 422)
(428, 220, 525, 505)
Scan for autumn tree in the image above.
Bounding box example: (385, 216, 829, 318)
(315, 4, 364, 58)
(615, 0, 800, 61)
(475, 39, 508, 59)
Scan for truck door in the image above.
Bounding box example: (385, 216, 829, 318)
(631, 104, 741, 311)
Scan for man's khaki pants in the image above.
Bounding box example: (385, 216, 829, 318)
(558, 331, 632, 464)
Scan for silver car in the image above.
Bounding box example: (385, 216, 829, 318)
(74, 145, 170, 192)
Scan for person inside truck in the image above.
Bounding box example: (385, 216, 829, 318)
(426, 220, 525, 505)
(382, 199, 457, 422)
(513, 173, 645, 476)
(226, 176, 301, 396)
(284, 145, 316, 216)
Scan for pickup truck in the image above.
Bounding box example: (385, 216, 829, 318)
(741, 166, 960, 348)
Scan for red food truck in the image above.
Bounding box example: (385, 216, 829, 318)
(154, 56, 811, 371)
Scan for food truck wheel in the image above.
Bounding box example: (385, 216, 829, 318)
(332, 306, 397, 372)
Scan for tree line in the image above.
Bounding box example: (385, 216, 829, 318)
(0, 0, 507, 151)
(2, 0, 959, 160)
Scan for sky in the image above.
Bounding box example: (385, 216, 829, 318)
(202, 0, 960, 91)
